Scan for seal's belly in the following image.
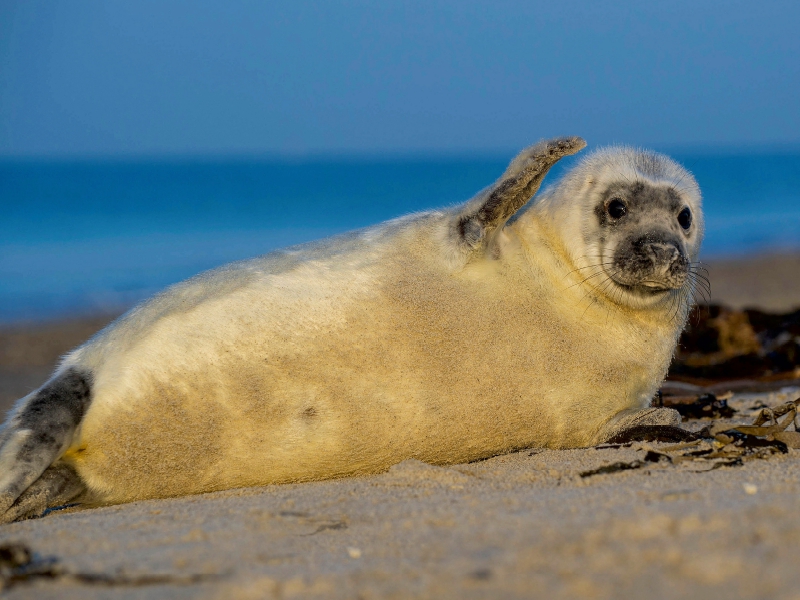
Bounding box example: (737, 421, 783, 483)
(67, 265, 652, 503)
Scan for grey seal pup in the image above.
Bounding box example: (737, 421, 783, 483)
(0, 137, 704, 522)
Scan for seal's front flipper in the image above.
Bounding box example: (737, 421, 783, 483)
(0, 368, 92, 523)
(455, 136, 586, 252)
(596, 407, 695, 444)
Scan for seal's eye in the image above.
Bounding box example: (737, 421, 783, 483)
(678, 207, 692, 230)
(607, 199, 627, 219)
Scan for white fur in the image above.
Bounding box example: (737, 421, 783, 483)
(43, 144, 703, 505)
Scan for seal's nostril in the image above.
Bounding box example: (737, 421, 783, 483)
(647, 242, 679, 263)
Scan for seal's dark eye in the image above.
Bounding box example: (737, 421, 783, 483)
(678, 207, 692, 230)
(607, 199, 627, 219)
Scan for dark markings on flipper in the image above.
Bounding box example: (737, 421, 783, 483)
(455, 136, 587, 251)
(0, 463, 85, 524)
(0, 368, 92, 519)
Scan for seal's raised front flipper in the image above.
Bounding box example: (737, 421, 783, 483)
(455, 136, 586, 252)
(0, 369, 91, 523)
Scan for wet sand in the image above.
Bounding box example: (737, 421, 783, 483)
(1, 253, 800, 599)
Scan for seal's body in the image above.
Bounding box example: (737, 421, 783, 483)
(0, 138, 704, 521)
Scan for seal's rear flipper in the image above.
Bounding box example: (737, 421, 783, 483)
(455, 136, 586, 252)
(0, 368, 92, 523)
(0, 463, 85, 522)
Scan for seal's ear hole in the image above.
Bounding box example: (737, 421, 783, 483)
(678, 207, 692, 230)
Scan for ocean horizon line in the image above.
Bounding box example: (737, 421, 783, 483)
(2, 140, 800, 163)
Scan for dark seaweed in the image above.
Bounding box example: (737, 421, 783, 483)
(670, 304, 800, 380)
(672, 393, 737, 420)
(0, 542, 222, 591)
(580, 461, 643, 478)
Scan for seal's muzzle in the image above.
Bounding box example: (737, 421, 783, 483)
(611, 231, 689, 291)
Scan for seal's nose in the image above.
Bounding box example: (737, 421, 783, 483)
(646, 242, 680, 264)
(613, 233, 689, 289)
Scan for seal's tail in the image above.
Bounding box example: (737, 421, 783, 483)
(0, 368, 91, 523)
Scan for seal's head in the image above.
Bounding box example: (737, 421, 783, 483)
(533, 147, 704, 309)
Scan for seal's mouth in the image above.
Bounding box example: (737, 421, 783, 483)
(605, 235, 690, 295)
(607, 264, 689, 294)
(609, 279, 676, 297)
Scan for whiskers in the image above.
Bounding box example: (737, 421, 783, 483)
(655, 261, 710, 326)
(566, 254, 627, 322)
(564, 261, 616, 290)
(687, 262, 711, 304)
(686, 261, 711, 325)
(567, 256, 709, 327)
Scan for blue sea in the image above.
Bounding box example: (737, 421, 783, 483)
(2, 150, 799, 323)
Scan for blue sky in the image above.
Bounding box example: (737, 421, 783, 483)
(1, 0, 798, 156)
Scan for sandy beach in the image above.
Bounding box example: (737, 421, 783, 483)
(1, 252, 799, 599)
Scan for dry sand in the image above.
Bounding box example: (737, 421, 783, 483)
(706, 253, 800, 312)
(1, 253, 800, 599)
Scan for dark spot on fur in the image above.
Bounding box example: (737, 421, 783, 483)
(594, 202, 610, 227)
(303, 407, 317, 418)
(470, 568, 493, 581)
(456, 215, 483, 247)
(457, 216, 469, 239)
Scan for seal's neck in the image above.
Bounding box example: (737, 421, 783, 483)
(506, 208, 693, 337)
